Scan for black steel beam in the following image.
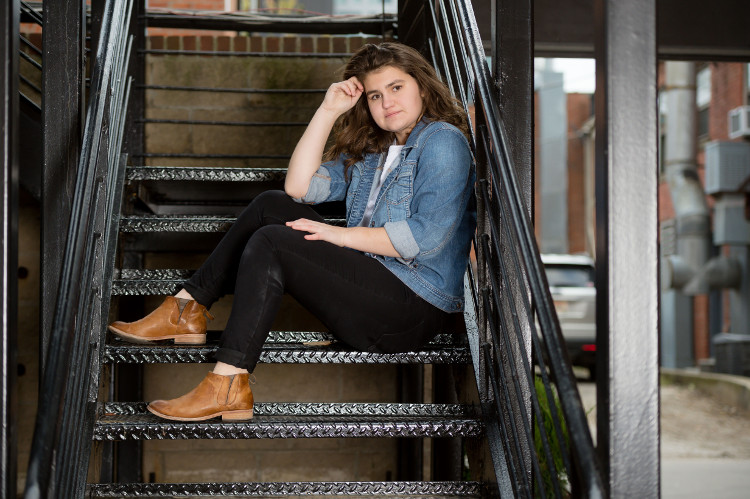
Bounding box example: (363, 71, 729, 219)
(1, 1, 19, 497)
(491, 0, 534, 493)
(594, 0, 660, 495)
(492, 0, 533, 214)
(143, 12, 397, 35)
(40, 0, 86, 374)
(535, 0, 750, 59)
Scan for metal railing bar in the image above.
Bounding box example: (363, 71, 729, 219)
(435, 0, 468, 107)
(140, 84, 326, 94)
(19, 49, 42, 70)
(138, 119, 309, 127)
(133, 153, 291, 160)
(139, 49, 351, 58)
(493, 187, 575, 482)
(481, 345, 524, 499)
(478, 128, 575, 482)
(480, 228, 567, 497)
(483, 282, 535, 482)
(480, 238, 560, 499)
(19, 74, 41, 94)
(20, 35, 42, 56)
(445, 0, 476, 108)
(20, 1, 43, 26)
(425, 1, 455, 97)
(20, 92, 42, 113)
(427, 39, 443, 83)
(481, 293, 533, 499)
(24, 0, 133, 493)
(480, 215, 568, 497)
(451, 1, 605, 494)
(478, 130, 575, 482)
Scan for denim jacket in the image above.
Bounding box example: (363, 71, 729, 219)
(296, 119, 476, 312)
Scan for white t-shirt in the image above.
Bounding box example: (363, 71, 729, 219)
(359, 143, 404, 227)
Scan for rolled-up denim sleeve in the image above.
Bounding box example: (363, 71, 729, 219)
(293, 156, 348, 204)
(384, 128, 473, 259)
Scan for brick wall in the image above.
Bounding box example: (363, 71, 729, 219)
(148, 33, 383, 54)
(709, 63, 746, 142)
(566, 93, 592, 255)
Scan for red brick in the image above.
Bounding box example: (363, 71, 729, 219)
(266, 36, 280, 52)
(183, 36, 197, 51)
(200, 36, 214, 52)
(283, 36, 297, 53)
(349, 37, 364, 53)
(217, 36, 231, 52)
(332, 37, 347, 54)
(149, 36, 164, 50)
(233, 37, 248, 52)
(317, 37, 330, 54)
(166, 35, 181, 51)
(299, 36, 313, 53)
(250, 36, 263, 52)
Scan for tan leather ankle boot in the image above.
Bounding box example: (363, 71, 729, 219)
(147, 372, 254, 421)
(108, 296, 214, 344)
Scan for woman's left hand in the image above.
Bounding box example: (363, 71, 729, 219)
(286, 219, 346, 247)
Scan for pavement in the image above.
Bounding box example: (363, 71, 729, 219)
(576, 368, 750, 498)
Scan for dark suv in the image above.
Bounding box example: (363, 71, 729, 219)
(542, 254, 597, 379)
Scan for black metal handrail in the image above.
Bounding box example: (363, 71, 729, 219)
(24, 0, 133, 496)
(418, 1, 606, 497)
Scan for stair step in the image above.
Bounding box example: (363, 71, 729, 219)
(126, 166, 286, 182)
(87, 480, 483, 497)
(120, 214, 346, 232)
(104, 341, 470, 365)
(88, 480, 482, 497)
(95, 402, 483, 440)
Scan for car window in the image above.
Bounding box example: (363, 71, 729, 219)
(545, 265, 594, 287)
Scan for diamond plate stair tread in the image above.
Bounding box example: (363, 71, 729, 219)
(105, 401, 480, 417)
(94, 403, 484, 440)
(127, 166, 287, 182)
(104, 341, 470, 365)
(120, 214, 346, 232)
(87, 480, 483, 497)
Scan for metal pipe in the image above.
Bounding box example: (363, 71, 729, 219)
(664, 62, 710, 281)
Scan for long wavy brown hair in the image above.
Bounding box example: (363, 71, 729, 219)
(323, 42, 469, 169)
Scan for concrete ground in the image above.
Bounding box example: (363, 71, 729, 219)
(577, 371, 750, 498)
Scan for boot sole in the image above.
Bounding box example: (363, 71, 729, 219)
(108, 325, 206, 345)
(146, 405, 254, 421)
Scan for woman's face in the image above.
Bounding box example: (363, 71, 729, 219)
(362, 65, 424, 145)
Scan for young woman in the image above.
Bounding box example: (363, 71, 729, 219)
(108, 42, 476, 421)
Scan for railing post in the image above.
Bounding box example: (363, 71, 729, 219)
(123, 0, 145, 156)
(1, 1, 20, 498)
(491, 0, 534, 490)
(40, 0, 86, 375)
(594, 0, 660, 495)
(491, 0, 533, 213)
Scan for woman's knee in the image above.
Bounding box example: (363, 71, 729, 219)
(242, 225, 299, 261)
(236, 190, 291, 227)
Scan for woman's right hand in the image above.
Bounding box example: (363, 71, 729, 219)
(320, 77, 364, 115)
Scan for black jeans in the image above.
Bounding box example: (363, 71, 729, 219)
(182, 190, 451, 371)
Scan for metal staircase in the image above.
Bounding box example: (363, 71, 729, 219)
(83, 2, 484, 497)
(24, 0, 606, 497)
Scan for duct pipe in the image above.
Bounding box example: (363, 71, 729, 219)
(664, 62, 711, 291)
